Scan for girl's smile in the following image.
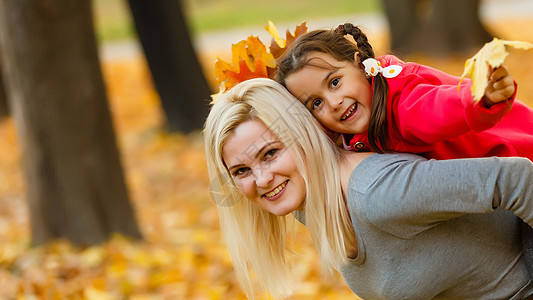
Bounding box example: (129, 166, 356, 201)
(341, 103, 358, 121)
(284, 51, 373, 134)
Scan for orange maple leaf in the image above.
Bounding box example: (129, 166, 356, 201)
(215, 36, 275, 92)
(213, 22, 308, 98)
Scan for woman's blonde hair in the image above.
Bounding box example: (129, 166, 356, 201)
(204, 78, 354, 298)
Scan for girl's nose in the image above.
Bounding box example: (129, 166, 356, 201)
(328, 97, 344, 111)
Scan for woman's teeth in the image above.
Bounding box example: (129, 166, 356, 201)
(341, 103, 356, 120)
(264, 181, 287, 198)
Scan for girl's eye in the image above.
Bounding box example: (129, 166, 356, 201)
(311, 99, 323, 110)
(232, 167, 250, 177)
(330, 78, 340, 88)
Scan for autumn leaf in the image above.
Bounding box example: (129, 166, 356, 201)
(265, 20, 286, 49)
(459, 37, 533, 101)
(213, 21, 308, 99)
(268, 22, 308, 60)
(214, 36, 275, 94)
(84, 287, 115, 300)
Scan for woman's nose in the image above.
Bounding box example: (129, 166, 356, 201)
(254, 167, 274, 187)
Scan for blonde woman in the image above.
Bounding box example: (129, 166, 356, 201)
(204, 78, 533, 299)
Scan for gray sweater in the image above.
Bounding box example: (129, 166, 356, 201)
(341, 153, 533, 299)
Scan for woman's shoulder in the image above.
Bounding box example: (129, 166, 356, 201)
(345, 153, 428, 236)
(348, 152, 426, 187)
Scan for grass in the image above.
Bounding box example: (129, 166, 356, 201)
(92, 0, 136, 42)
(92, 0, 380, 42)
(183, 0, 379, 34)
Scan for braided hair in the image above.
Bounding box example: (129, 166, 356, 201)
(275, 23, 390, 153)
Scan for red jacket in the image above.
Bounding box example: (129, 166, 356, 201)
(344, 55, 533, 160)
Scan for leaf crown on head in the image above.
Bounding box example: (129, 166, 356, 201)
(212, 21, 308, 101)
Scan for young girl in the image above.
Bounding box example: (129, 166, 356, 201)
(275, 23, 533, 160)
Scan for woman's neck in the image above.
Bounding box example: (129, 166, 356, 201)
(339, 150, 374, 194)
(338, 150, 374, 260)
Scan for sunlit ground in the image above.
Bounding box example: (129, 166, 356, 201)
(0, 15, 532, 299)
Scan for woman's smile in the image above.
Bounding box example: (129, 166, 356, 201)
(263, 180, 288, 200)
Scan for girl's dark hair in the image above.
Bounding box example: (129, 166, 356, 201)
(275, 23, 390, 153)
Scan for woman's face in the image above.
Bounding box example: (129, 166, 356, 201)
(222, 120, 306, 216)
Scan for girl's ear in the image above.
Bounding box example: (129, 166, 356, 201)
(354, 52, 361, 64)
(354, 52, 366, 75)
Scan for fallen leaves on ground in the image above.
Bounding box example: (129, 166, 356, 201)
(0, 17, 532, 300)
(0, 55, 355, 299)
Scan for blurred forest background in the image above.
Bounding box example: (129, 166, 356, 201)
(0, 0, 532, 299)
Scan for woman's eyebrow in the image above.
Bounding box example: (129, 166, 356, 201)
(227, 162, 244, 172)
(227, 141, 278, 170)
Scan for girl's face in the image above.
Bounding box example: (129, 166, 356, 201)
(284, 51, 372, 134)
(222, 120, 306, 216)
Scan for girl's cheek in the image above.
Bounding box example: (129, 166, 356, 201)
(314, 108, 328, 119)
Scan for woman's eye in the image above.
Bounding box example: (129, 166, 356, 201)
(232, 167, 250, 177)
(330, 78, 340, 88)
(311, 99, 323, 110)
(264, 148, 279, 160)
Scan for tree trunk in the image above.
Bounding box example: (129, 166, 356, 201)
(127, 0, 211, 133)
(382, 0, 494, 57)
(0, 0, 142, 245)
(0, 46, 9, 119)
(381, 0, 419, 57)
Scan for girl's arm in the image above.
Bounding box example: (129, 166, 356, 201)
(352, 154, 533, 238)
(390, 63, 516, 144)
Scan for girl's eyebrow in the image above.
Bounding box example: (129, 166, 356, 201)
(302, 70, 336, 106)
(322, 70, 336, 85)
(227, 141, 278, 171)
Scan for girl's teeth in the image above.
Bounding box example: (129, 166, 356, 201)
(341, 104, 356, 120)
(265, 181, 287, 198)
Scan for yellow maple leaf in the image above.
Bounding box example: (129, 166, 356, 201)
(84, 287, 115, 300)
(81, 245, 105, 268)
(265, 20, 286, 48)
(459, 38, 533, 101)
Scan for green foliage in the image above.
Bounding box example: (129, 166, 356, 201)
(183, 0, 379, 34)
(93, 0, 379, 42)
(93, 0, 136, 42)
